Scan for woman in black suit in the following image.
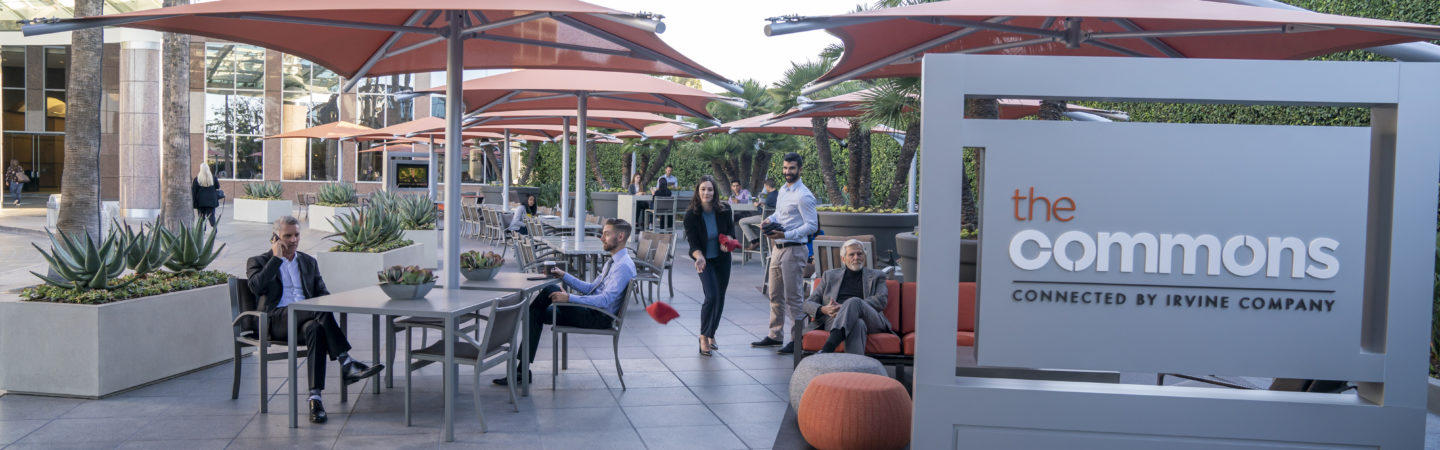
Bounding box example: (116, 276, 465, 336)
(682, 175, 733, 356)
(192, 164, 220, 227)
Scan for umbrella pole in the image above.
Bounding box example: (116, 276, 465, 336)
(907, 152, 917, 213)
(443, 15, 462, 291)
(503, 129, 511, 206)
(561, 117, 571, 225)
(428, 136, 436, 201)
(574, 93, 588, 245)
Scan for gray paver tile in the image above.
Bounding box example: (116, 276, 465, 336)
(0, 419, 47, 446)
(636, 424, 748, 450)
(744, 368, 795, 385)
(660, 356, 739, 372)
(610, 387, 702, 407)
(729, 421, 785, 449)
(601, 371, 685, 389)
(441, 431, 537, 449)
(333, 433, 442, 449)
(534, 406, 631, 432)
(524, 388, 617, 409)
(116, 438, 232, 450)
(225, 436, 337, 449)
(540, 428, 645, 450)
(673, 370, 762, 387)
(689, 385, 783, 404)
(60, 396, 175, 418)
(708, 401, 788, 426)
(622, 404, 722, 428)
(0, 395, 83, 421)
(131, 415, 249, 440)
(14, 417, 147, 444)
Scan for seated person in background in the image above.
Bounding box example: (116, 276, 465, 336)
(652, 179, 674, 229)
(802, 239, 893, 355)
(739, 178, 778, 249)
(628, 174, 647, 195)
(524, 193, 539, 216)
(494, 219, 636, 385)
(728, 180, 751, 205)
(247, 216, 384, 424)
(507, 197, 530, 235)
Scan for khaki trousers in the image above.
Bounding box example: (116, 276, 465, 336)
(765, 244, 808, 341)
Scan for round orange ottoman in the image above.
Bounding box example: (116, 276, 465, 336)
(797, 372, 912, 450)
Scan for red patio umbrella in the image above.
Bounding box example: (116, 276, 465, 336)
(692, 113, 901, 141)
(470, 109, 682, 135)
(764, 0, 1440, 94)
(262, 120, 377, 140)
(768, 87, 1128, 122)
(614, 122, 698, 140)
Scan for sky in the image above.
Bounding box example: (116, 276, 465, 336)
(588, 0, 861, 89)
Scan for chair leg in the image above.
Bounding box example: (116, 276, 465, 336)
(474, 370, 487, 433)
(561, 334, 568, 370)
(404, 328, 412, 426)
(385, 317, 396, 389)
(258, 344, 268, 414)
(551, 330, 559, 390)
(506, 356, 520, 412)
(231, 343, 242, 400)
(613, 336, 625, 391)
(668, 268, 674, 297)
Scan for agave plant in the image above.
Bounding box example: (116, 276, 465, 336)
(396, 194, 437, 230)
(316, 182, 357, 206)
(115, 220, 171, 277)
(377, 265, 435, 285)
(327, 206, 405, 252)
(31, 228, 136, 290)
(160, 218, 225, 272)
(460, 250, 504, 270)
(368, 190, 400, 212)
(241, 182, 284, 200)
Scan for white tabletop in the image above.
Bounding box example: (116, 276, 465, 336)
(288, 285, 508, 318)
(539, 236, 612, 255)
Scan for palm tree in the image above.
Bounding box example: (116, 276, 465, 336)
(773, 59, 847, 204)
(705, 79, 786, 195)
(57, 0, 103, 240)
(160, 0, 194, 230)
(859, 77, 921, 210)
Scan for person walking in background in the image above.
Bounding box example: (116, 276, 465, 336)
(739, 179, 778, 250)
(754, 153, 817, 355)
(5, 160, 27, 205)
(683, 176, 734, 356)
(192, 164, 220, 227)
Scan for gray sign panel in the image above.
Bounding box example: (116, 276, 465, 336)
(976, 120, 1374, 381)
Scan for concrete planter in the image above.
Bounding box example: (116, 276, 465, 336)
(895, 233, 977, 283)
(316, 243, 427, 294)
(817, 211, 919, 260)
(591, 191, 621, 219)
(308, 205, 358, 232)
(0, 284, 232, 398)
(403, 229, 438, 267)
(480, 185, 539, 205)
(233, 198, 293, 223)
(1429, 377, 1440, 414)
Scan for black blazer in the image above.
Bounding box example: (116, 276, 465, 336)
(683, 205, 733, 260)
(192, 179, 219, 208)
(246, 250, 330, 313)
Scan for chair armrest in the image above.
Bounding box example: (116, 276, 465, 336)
(521, 261, 569, 272)
(633, 260, 663, 273)
(232, 310, 263, 328)
(552, 302, 621, 323)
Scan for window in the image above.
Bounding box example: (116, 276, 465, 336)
(204, 43, 265, 180)
(42, 46, 66, 132)
(355, 75, 414, 182)
(280, 54, 340, 181)
(2, 46, 25, 132)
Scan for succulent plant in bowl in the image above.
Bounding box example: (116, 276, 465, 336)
(459, 250, 505, 281)
(377, 265, 436, 300)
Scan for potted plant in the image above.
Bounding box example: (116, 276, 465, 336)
(817, 205, 918, 261)
(309, 182, 359, 232)
(591, 187, 627, 219)
(233, 181, 291, 223)
(377, 265, 436, 300)
(0, 219, 231, 397)
(396, 194, 438, 267)
(316, 206, 424, 294)
(459, 250, 505, 281)
(895, 228, 978, 283)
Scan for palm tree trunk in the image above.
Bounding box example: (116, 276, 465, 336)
(810, 117, 844, 205)
(845, 122, 865, 208)
(586, 145, 609, 190)
(641, 140, 672, 187)
(519, 141, 539, 185)
(57, 0, 103, 240)
(159, 0, 192, 230)
(961, 99, 999, 228)
(882, 120, 920, 209)
(1039, 100, 1067, 121)
(750, 150, 772, 193)
(857, 130, 872, 206)
(710, 160, 734, 194)
(737, 151, 753, 192)
(621, 150, 633, 186)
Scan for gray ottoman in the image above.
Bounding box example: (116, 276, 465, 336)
(788, 353, 886, 409)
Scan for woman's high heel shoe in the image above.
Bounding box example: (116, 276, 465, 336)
(699, 336, 712, 356)
(708, 338, 719, 350)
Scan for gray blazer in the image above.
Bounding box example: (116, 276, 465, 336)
(802, 267, 891, 332)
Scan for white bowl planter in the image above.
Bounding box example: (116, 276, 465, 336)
(403, 229, 438, 267)
(308, 205, 358, 232)
(317, 243, 427, 294)
(0, 284, 232, 398)
(234, 198, 293, 223)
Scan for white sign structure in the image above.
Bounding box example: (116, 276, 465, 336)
(914, 55, 1438, 449)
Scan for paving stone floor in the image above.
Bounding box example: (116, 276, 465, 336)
(1, 203, 1437, 449)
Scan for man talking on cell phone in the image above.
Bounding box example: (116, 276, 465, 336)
(246, 216, 383, 424)
(494, 218, 636, 386)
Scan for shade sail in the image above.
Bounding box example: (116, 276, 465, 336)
(765, 0, 1440, 91)
(614, 122, 697, 140)
(768, 88, 1126, 122)
(263, 120, 376, 140)
(692, 113, 901, 141)
(469, 109, 680, 134)
(26, 0, 735, 90)
(426, 69, 727, 123)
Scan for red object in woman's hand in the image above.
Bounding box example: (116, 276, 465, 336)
(718, 234, 741, 252)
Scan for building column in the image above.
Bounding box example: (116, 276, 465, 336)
(118, 41, 161, 219)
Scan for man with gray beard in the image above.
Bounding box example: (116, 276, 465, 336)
(801, 239, 893, 355)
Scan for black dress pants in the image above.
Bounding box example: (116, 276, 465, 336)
(268, 308, 352, 391)
(698, 255, 731, 338)
(525, 285, 613, 365)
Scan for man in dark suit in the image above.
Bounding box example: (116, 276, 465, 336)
(802, 239, 893, 355)
(246, 216, 383, 423)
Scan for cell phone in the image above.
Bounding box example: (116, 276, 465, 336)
(271, 233, 279, 243)
(526, 276, 549, 281)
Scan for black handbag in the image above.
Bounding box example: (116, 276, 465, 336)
(215, 189, 226, 200)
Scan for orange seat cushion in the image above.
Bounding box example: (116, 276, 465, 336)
(902, 331, 975, 356)
(798, 372, 912, 450)
(899, 281, 978, 335)
(803, 330, 903, 355)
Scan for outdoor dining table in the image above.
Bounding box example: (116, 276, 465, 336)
(286, 285, 511, 442)
(538, 216, 602, 233)
(538, 235, 612, 280)
(434, 271, 561, 397)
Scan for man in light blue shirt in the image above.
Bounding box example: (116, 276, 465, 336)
(494, 218, 637, 386)
(656, 165, 678, 191)
(754, 152, 818, 354)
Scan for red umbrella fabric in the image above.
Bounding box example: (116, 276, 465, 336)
(263, 120, 377, 140)
(765, 0, 1440, 91)
(470, 109, 682, 134)
(614, 122, 698, 140)
(426, 69, 728, 123)
(27, 0, 734, 89)
(768, 88, 1127, 122)
(692, 113, 901, 141)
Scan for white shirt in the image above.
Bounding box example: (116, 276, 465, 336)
(277, 253, 305, 309)
(766, 178, 818, 244)
(507, 204, 527, 231)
